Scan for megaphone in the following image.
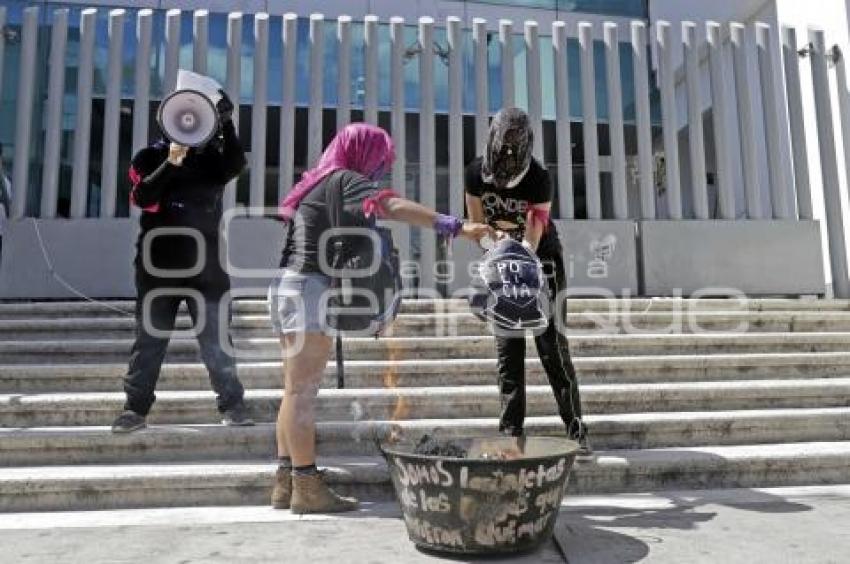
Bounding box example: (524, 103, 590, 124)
(157, 70, 224, 148)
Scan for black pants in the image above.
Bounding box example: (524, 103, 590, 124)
(495, 251, 586, 440)
(123, 263, 245, 417)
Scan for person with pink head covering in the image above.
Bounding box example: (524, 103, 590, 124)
(269, 123, 493, 514)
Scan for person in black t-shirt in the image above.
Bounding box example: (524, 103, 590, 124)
(111, 89, 253, 434)
(465, 108, 592, 460)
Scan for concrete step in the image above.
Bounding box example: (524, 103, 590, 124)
(7, 310, 850, 340)
(3, 332, 850, 364)
(3, 408, 850, 465)
(3, 352, 850, 393)
(4, 380, 850, 427)
(2, 298, 847, 320)
(2, 441, 849, 512)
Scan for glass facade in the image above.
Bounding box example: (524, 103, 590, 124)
(455, 0, 648, 18)
(0, 2, 659, 219)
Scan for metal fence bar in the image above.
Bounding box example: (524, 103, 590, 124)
(70, 8, 97, 219)
(224, 11, 242, 212)
(473, 18, 489, 155)
(579, 22, 601, 219)
(683, 21, 708, 220)
(553, 21, 574, 220)
(730, 22, 763, 219)
(390, 16, 409, 264)
(193, 9, 208, 75)
(525, 21, 544, 163)
(448, 17, 464, 220)
(337, 15, 352, 131)
(10, 7, 39, 219)
(811, 29, 850, 298)
(500, 20, 515, 108)
(631, 21, 654, 219)
(604, 22, 628, 220)
(249, 13, 269, 215)
(756, 23, 793, 219)
(782, 26, 812, 220)
(308, 13, 325, 167)
(707, 21, 736, 220)
(364, 15, 379, 126)
(100, 9, 126, 219)
(419, 17, 437, 290)
(164, 9, 181, 94)
(132, 10, 153, 157)
(41, 9, 69, 219)
(657, 21, 682, 220)
(280, 13, 297, 199)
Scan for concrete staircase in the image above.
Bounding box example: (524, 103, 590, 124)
(1, 298, 850, 512)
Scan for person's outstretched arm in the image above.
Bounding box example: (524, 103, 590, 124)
(378, 195, 493, 241)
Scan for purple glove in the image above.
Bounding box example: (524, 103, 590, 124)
(433, 214, 464, 238)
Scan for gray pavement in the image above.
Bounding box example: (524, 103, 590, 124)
(1, 486, 848, 563)
(556, 485, 850, 563)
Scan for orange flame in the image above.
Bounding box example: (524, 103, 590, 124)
(383, 336, 409, 443)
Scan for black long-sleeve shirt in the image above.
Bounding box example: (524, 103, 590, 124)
(129, 121, 246, 273)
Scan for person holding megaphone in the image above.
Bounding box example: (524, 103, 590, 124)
(111, 71, 252, 433)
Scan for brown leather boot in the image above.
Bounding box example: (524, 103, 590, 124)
(290, 471, 359, 514)
(271, 467, 292, 509)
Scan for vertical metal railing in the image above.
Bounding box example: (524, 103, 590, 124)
(100, 9, 125, 219)
(579, 22, 601, 220)
(279, 13, 297, 200)
(604, 22, 628, 220)
(730, 23, 764, 219)
(193, 10, 208, 75)
(683, 22, 709, 220)
(249, 13, 269, 215)
(10, 7, 38, 219)
(6, 10, 850, 293)
(364, 15, 379, 127)
(40, 8, 68, 220)
(553, 21, 574, 220)
(707, 21, 736, 221)
(756, 23, 794, 219)
(656, 21, 682, 220)
(224, 12, 242, 212)
(69, 8, 96, 219)
(811, 30, 850, 297)
(418, 17, 437, 290)
(782, 26, 813, 221)
(631, 21, 655, 220)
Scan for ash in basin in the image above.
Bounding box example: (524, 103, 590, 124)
(413, 435, 468, 458)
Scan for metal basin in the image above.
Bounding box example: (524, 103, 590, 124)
(381, 436, 578, 555)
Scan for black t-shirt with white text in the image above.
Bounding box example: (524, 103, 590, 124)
(465, 157, 559, 258)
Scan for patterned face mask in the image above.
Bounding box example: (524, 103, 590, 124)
(482, 108, 533, 189)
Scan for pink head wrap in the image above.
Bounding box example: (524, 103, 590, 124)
(279, 123, 395, 220)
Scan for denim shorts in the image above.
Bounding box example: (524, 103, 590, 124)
(267, 269, 332, 335)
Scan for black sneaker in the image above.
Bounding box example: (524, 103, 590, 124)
(111, 410, 146, 434)
(222, 403, 255, 427)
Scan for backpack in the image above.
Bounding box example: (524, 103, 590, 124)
(468, 238, 550, 336)
(324, 171, 403, 337)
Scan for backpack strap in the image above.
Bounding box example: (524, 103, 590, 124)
(323, 170, 347, 389)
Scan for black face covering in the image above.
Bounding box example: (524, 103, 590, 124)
(482, 108, 533, 189)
